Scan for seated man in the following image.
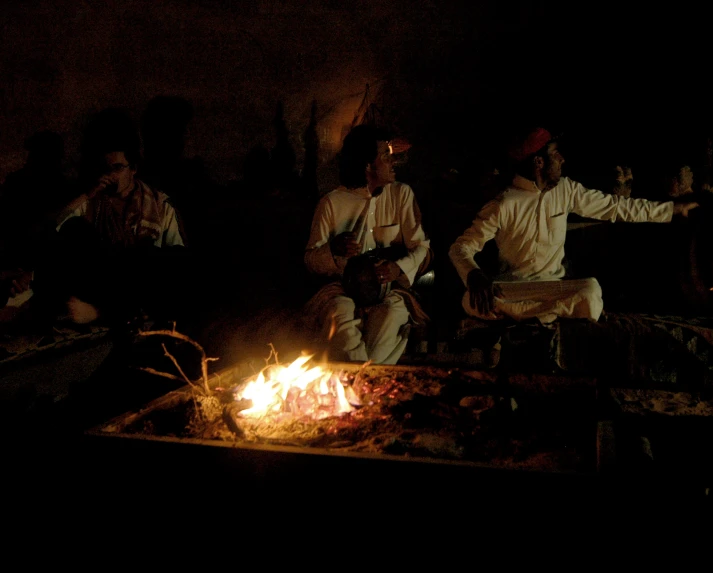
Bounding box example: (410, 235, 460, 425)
(448, 127, 700, 325)
(303, 125, 431, 364)
(40, 129, 190, 328)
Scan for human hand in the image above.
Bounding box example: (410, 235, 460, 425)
(615, 165, 633, 184)
(88, 174, 118, 199)
(331, 232, 361, 258)
(673, 201, 700, 218)
(1, 268, 32, 297)
(9, 269, 32, 297)
(467, 269, 502, 315)
(612, 166, 633, 197)
(67, 296, 100, 324)
(374, 259, 402, 284)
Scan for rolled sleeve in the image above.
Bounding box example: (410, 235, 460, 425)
(393, 184, 429, 286)
(305, 196, 343, 276)
(449, 199, 500, 286)
(161, 203, 185, 247)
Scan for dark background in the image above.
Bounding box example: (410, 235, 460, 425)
(2, 0, 711, 190)
(3, 4, 713, 519)
(3, 0, 713, 349)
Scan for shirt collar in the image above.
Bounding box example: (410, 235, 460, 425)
(511, 174, 542, 193)
(343, 184, 387, 198)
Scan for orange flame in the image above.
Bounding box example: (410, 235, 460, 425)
(235, 354, 355, 420)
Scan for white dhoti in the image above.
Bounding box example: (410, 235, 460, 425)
(462, 277, 603, 324)
(303, 282, 411, 364)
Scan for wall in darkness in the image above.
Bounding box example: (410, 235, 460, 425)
(2, 0, 712, 189)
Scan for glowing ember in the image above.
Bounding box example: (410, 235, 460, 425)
(235, 354, 356, 420)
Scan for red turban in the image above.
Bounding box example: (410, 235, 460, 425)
(507, 127, 552, 162)
(389, 137, 411, 154)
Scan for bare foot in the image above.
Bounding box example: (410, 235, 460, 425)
(67, 296, 99, 324)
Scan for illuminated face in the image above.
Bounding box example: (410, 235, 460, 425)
(367, 140, 396, 187)
(544, 142, 565, 186)
(103, 151, 136, 196)
(678, 165, 694, 194)
(670, 165, 694, 197)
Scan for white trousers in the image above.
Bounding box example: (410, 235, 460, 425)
(462, 277, 603, 324)
(305, 283, 410, 364)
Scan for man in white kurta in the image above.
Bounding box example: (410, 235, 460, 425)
(304, 126, 430, 364)
(449, 128, 699, 324)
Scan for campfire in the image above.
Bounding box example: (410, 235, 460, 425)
(234, 353, 358, 420)
(119, 326, 597, 474)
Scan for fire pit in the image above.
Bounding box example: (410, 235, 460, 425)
(85, 349, 608, 501)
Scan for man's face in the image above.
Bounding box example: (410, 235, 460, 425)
(678, 165, 694, 194)
(103, 151, 136, 195)
(543, 142, 565, 186)
(367, 141, 396, 187)
(669, 165, 694, 197)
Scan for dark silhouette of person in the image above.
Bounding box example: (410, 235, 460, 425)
(301, 100, 320, 204)
(240, 144, 274, 197)
(0, 130, 74, 271)
(139, 96, 219, 250)
(270, 101, 299, 196)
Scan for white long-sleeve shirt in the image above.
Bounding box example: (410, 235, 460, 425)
(305, 182, 430, 287)
(449, 175, 674, 284)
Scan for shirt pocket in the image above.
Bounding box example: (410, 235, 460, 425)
(373, 223, 401, 248)
(547, 212, 567, 244)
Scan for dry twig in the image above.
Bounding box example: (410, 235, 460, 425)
(137, 324, 219, 395)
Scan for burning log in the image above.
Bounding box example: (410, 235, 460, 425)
(232, 350, 356, 419)
(223, 401, 249, 438)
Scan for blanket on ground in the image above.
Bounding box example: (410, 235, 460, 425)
(554, 313, 713, 391)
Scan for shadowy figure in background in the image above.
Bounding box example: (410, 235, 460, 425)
(610, 165, 634, 198)
(140, 96, 218, 249)
(240, 144, 274, 197)
(648, 147, 713, 313)
(230, 101, 310, 306)
(34, 108, 194, 332)
(271, 101, 299, 196)
(0, 131, 75, 273)
(428, 151, 506, 338)
(301, 100, 320, 204)
(568, 134, 713, 315)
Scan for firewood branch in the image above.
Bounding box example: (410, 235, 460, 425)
(138, 367, 201, 394)
(137, 326, 219, 394)
(161, 342, 194, 386)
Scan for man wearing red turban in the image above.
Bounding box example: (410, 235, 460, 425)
(449, 127, 699, 324)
